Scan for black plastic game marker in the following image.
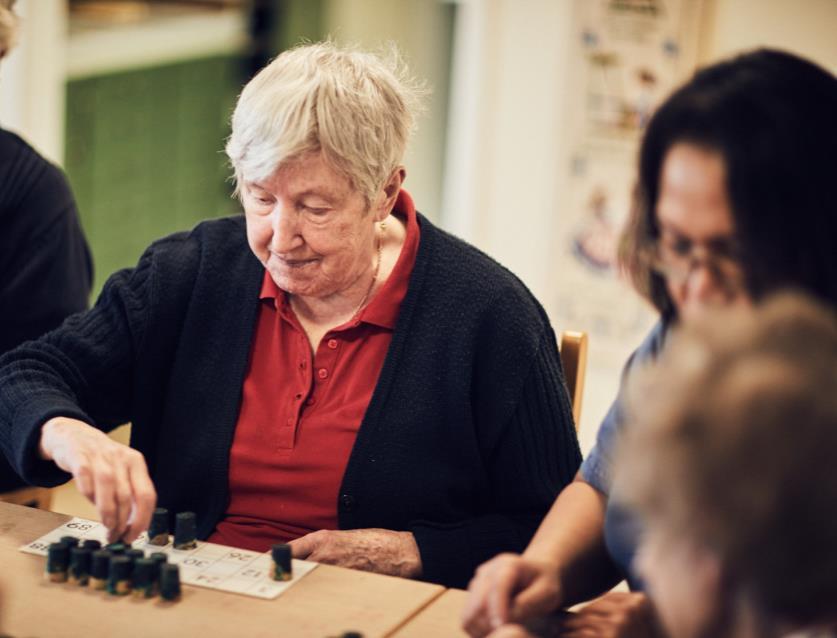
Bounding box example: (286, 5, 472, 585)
(46, 542, 69, 583)
(271, 543, 292, 581)
(126, 548, 145, 564)
(132, 558, 155, 598)
(60, 535, 80, 549)
(159, 564, 181, 601)
(173, 512, 197, 550)
(68, 547, 91, 586)
(148, 507, 170, 546)
(150, 552, 168, 594)
(107, 555, 132, 596)
(89, 550, 110, 590)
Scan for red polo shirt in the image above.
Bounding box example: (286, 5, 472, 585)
(209, 191, 420, 551)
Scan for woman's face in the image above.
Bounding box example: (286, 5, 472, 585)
(655, 143, 751, 321)
(242, 152, 384, 299)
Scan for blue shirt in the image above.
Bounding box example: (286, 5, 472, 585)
(579, 320, 668, 588)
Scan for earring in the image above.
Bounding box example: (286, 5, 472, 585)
(380, 220, 387, 233)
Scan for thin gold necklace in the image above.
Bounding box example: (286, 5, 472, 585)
(351, 230, 383, 321)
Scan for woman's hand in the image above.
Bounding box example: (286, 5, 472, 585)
(558, 592, 661, 638)
(462, 553, 562, 637)
(288, 528, 422, 578)
(39, 417, 157, 543)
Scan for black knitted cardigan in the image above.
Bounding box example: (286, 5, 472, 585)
(0, 213, 581, 588)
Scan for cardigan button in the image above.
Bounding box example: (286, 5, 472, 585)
(340, 494, 356, 511)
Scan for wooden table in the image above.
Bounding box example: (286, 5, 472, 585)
(392, 588, 469, 637)
(0, 503, 447, 638)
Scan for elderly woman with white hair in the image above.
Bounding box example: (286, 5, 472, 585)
(0, 42, 580, 587)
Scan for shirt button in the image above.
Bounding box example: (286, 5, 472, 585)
(340, 494, 356, 511)
(299, 361, 306, 370)
(285, 417, 293, 426)
(294, 393, 302, 400)
(318, 368, 328, 379)
(305, 397, 316, 406)
(327, 338, 338, 349)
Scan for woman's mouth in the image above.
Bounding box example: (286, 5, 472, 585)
(269, 251, 318, 269)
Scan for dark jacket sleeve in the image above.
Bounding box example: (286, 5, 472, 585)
(0, 250, 156, 487)
(0, 161, 93, 353)
(412, 324, 581, 588)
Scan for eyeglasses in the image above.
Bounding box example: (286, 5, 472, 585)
(640, 234, 746, 296)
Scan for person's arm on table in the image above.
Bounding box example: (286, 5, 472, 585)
(462, 475, 621, 637)
(293, 321, 580, 587)
(0, 242, 185, 541)
(38, 416, 156, 542)
(289, 528, 422, 578)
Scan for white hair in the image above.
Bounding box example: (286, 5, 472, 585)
(226, 41, 425, 202)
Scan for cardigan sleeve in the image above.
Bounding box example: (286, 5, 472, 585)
(0, 248, 158, 487)
(410, 329, 581, 588)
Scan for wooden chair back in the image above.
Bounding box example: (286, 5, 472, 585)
(559, 330, 589, 430)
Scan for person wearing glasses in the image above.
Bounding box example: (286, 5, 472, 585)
(463, 48, 837, 637)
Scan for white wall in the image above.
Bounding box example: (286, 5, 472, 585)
(0, 0, 67, 164)
(441, 0, 575, 315)
(323, 0, 454, 222)
(699, 0, 837, 71)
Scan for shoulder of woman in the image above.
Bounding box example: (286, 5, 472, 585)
(144, 215, 247, 266)
(420, 219, 547, 318)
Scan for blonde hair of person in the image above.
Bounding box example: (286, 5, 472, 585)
(0, 0, 18, 59)
(226, 41, 425, 204)
(617, 292, 837, 632)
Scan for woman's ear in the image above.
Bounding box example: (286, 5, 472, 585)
(375, 167, 406, 221)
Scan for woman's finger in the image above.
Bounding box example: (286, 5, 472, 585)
(487, 560, 523, 628)
(92, 460, 118, 539)
(71, 455, 95, 502)
(463, 562, 498, 636)
(111, 453, 133, 541)
(123, 452, 157, 542)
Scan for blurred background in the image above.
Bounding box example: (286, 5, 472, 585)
(2, 0, 836, 475)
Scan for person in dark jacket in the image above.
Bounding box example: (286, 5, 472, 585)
(0, 42, 579, 588)
(0, 0, 93, 493)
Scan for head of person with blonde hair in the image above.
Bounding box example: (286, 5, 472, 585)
(225, 41, 424, 302)
(617, 293, 837, 638)
(227, 40, 422, 203)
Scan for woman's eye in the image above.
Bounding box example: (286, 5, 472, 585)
(248, 190, 273, 206)
(303, 206, 329, 216)
(663, 236, 692, 257)
(673, 240, 692, 256)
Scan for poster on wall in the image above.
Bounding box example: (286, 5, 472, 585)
(553, 0, 704, 375)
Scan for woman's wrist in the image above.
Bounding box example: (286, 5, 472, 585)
(38, 416, 85, 460)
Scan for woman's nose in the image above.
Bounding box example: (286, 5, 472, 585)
(270, 203, 301, 252)
(682, 263, 729, 315)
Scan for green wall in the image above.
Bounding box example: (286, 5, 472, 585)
(64, 54, 246, 297)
